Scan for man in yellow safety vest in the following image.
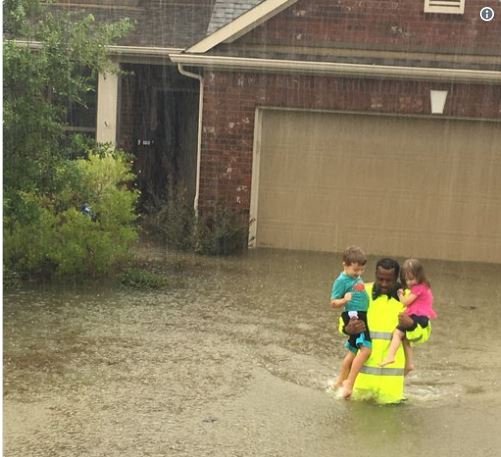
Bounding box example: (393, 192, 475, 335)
(341, 258, 431, 404)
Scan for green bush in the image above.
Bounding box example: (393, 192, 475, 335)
(142, 182, 248, 255)
(119, 268, 169, 289)
(142, 188, 248, 256)
(3, 201, 58, 277)
(195, 206, 248, 256)
(142, 186, 195, 251)
(3, 147, 139, 278)
(3, 0, 135, 281)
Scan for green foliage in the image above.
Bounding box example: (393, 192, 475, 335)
(3, 0, 43, 36)
(119, 268, 169, 290)
(3, 0, 132, 200)
(3, 0, 137, 280)
(142, 186, 196, 251)
(3, 201, 58, 277)
(195, 206, 248, 256)
(3, 267, 22, 291)
(142, 188, 248, 256)
(4, 148, 139, 278)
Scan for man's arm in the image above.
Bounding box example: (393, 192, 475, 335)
(343, 316, 366, 335)
(397, 289, 417, 306)
(395, 289, 415, 328)
(397, 312, 415, 329)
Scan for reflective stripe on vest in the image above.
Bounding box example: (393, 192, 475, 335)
(360, 366, 405, 376)
(370, 331, 393, 340)
(354, 283, 406, 401)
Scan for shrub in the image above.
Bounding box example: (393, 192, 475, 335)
(142, 186, 195, 251)
(3, 0, 135, 281)
(141, 185, 248, 256)
(119, 268, 169, 289)
(3, 146, 139, 278)
(3, 200, 58, 278)
(194, 205, 248, 256)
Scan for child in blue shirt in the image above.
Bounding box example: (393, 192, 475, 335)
(330, 246, 371, 398)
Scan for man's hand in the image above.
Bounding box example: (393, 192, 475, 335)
(398, 313, 414, 329)
(344, 292, 352, 302)
(344, 318, 366, 335)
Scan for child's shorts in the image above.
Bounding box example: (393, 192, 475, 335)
(397, 314, 429, 333)
(341, 311, 372, 353)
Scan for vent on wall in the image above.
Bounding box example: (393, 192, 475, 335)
(424, 0, 465, 14)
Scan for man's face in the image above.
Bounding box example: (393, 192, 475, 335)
(375, 266, 397, 294)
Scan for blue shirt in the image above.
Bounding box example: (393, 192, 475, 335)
(331, 272, 369, 312)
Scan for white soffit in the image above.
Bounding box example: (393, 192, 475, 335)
(187, 0, 299, 54)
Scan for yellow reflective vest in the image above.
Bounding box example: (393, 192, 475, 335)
(338, 282, 431, 404)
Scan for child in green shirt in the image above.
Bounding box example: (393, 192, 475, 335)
(331, 246, 371, 398)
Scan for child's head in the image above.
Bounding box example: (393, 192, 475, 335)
(401, 258, 430, 288)
(342, 245, 367, 278)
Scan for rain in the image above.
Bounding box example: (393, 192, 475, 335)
(4, 1, 501, 456)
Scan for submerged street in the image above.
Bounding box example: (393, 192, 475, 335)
(4, 247, 501, 456)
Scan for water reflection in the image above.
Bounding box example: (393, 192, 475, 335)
(4, 248, 501, 456)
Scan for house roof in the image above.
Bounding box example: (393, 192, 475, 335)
(49, 1, 217, 49)
(207, 0, 264, 34)
(45, 1, 501, 81)
(187, 0, 298, 53)
(49, 1, 298, 53)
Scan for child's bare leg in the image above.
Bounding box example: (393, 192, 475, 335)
(402, 339, 414, 375)
(341, 346, 371, 398)
(334, 351, 356, 388)
(380, 329, 405, 367)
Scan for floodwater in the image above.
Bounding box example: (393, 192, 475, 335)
(4, 247, 501, 457)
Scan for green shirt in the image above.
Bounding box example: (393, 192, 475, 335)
(331, 272, 369, 312)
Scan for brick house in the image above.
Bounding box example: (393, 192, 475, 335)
(56, 0, 501, 262)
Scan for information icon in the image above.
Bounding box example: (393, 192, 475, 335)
(480, 7, 495, 22)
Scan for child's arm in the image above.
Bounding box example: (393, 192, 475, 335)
(397, 289, 417, 306)
(331, 292, 352, 308)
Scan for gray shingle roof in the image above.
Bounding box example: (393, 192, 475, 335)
(49, 1, 218, 49)
(47, 1, 271, 49)
(207, 0, 265, 34)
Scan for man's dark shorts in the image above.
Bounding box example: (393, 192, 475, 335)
(342, 311, 372, 353)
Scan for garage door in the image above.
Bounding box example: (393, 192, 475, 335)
(251, 109, 501, 263)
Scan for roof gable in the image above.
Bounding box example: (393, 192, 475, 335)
(207, 0, 264, 35)
(188, 0, 299, 53)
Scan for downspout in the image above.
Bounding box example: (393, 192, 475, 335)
(177, 64, 203, 214)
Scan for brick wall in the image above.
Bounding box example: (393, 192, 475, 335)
(198, 70, 501, 215)
(238, 0, 501, 54)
